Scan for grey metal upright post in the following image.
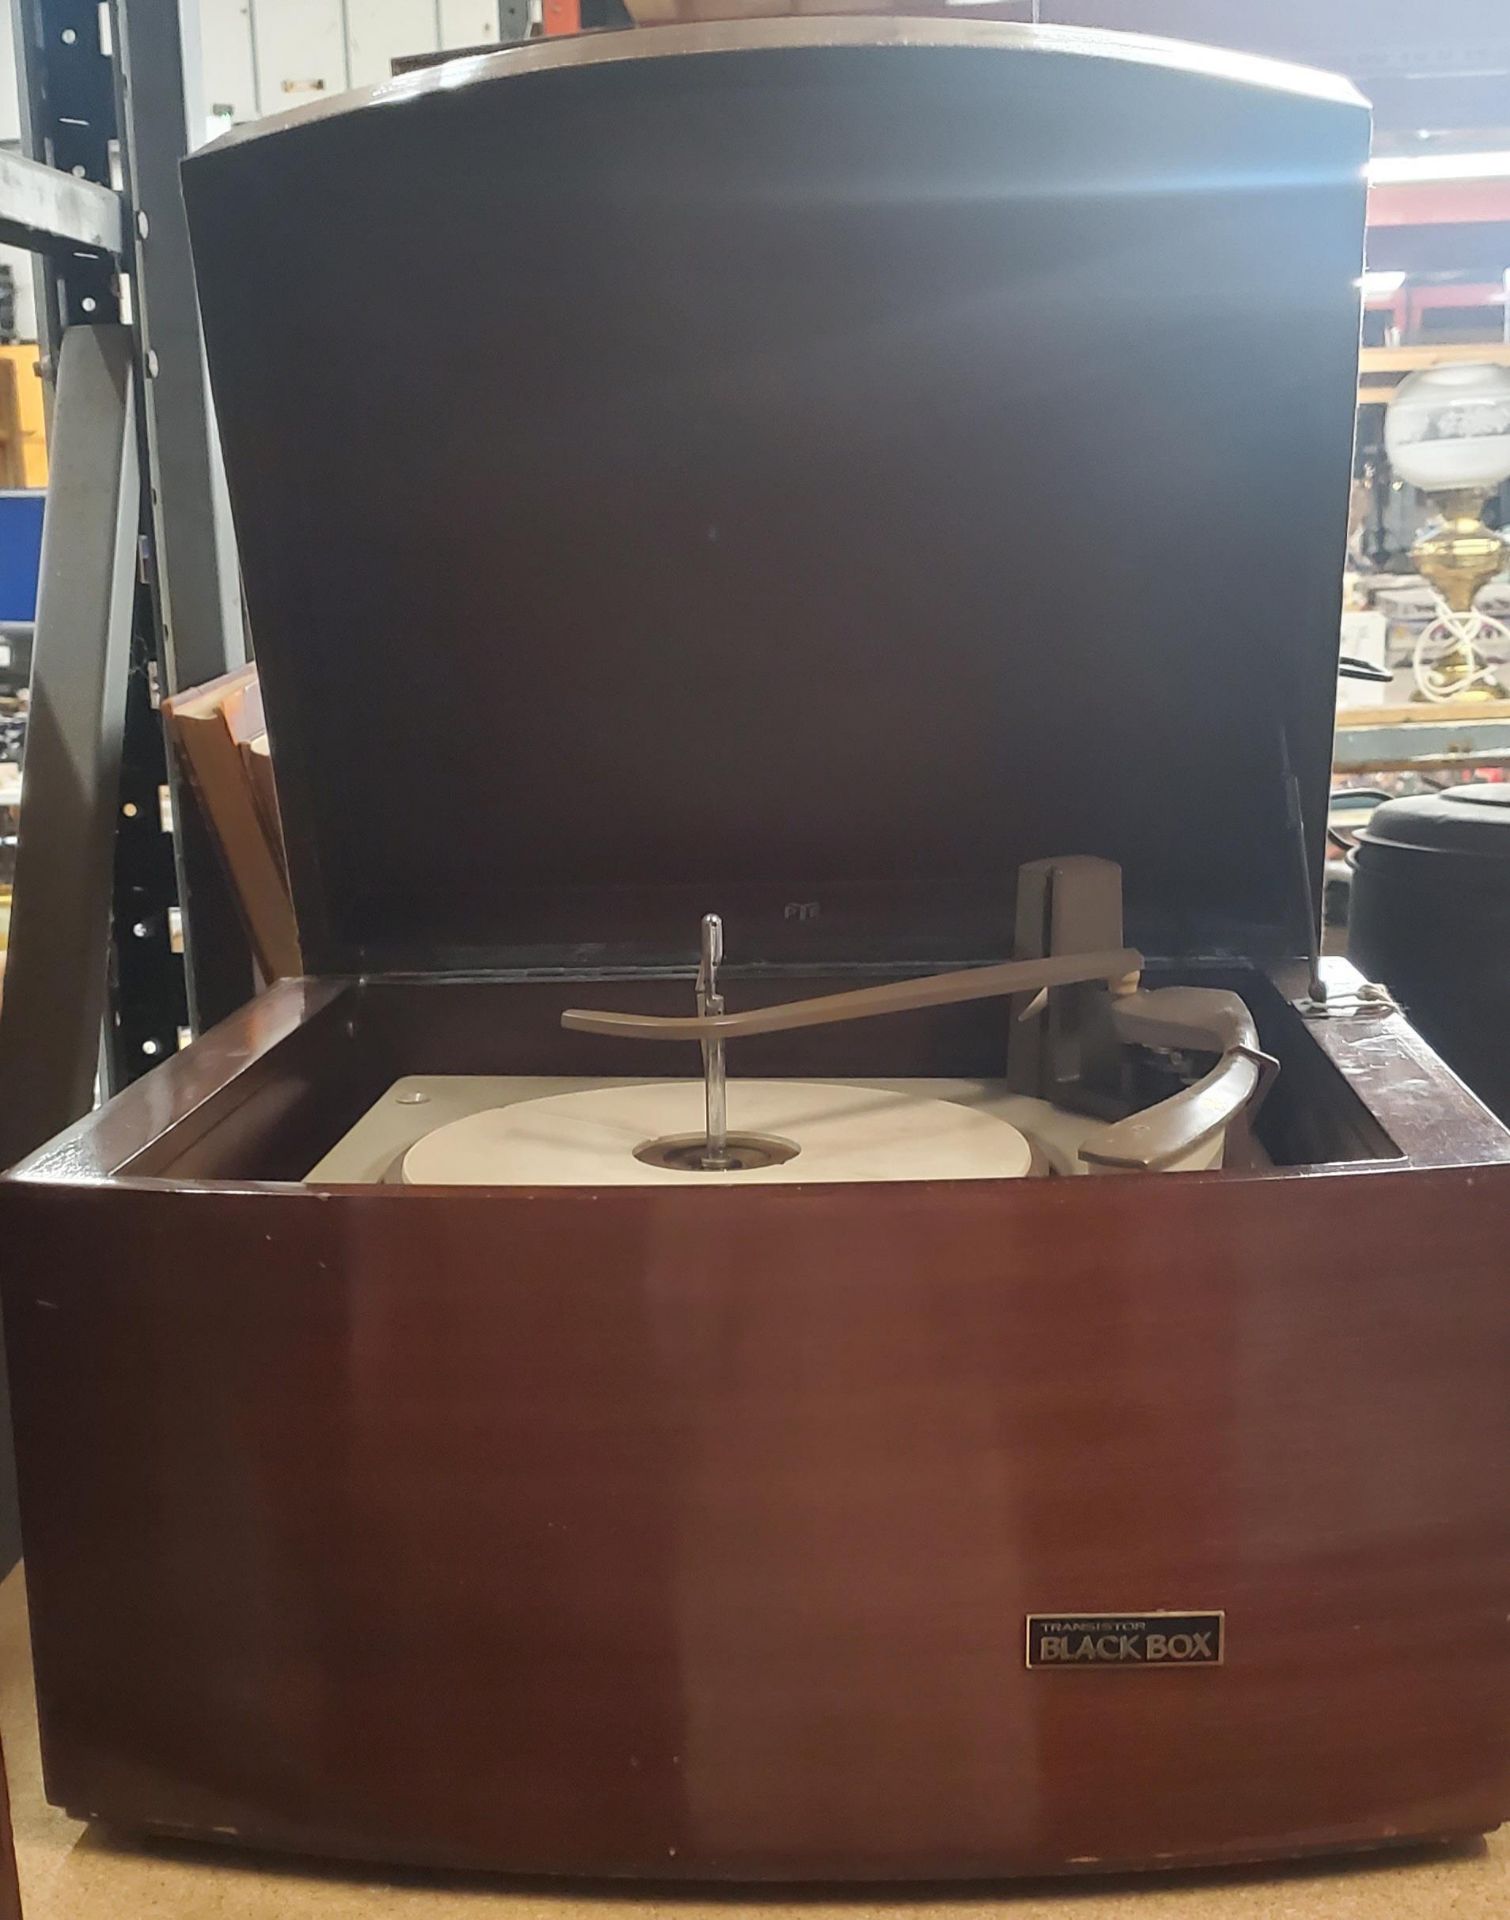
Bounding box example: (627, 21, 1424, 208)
(112, 0, 252, 1031)
(8, 0, 180, 1104)
(112, 0, 243, 693)
(0, 327, 138, 1168)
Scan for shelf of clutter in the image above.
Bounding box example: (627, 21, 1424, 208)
(1335, 699, 1510, 773)
(1336, 564, 1510, 773)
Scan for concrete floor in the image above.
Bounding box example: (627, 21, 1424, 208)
(0, 1566, 1502, 1919)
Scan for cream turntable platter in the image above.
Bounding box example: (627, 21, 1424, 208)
(399, 1080, 1034, 1187)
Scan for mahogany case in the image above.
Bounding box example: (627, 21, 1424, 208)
(3, 16, 1508, 1885)
(4, 963, 1509, 1878)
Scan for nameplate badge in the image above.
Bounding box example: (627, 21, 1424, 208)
(1026, 1611, 1224, 1669)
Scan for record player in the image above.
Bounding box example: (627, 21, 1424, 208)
(4, 17, 1509, 1884)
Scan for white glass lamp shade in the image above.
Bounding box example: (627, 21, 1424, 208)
(1385, 363, 1510, 494)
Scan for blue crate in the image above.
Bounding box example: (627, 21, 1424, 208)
(0, 489, 46, 623)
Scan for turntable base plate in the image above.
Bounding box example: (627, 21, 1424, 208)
(303, 1076, 1181, 1185)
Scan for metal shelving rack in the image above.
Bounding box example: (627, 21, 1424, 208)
(1334, 699, 1510, 773)
(0, 0, 250, 1173)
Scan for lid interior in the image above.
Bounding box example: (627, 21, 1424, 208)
(183, 22, 1369, 976)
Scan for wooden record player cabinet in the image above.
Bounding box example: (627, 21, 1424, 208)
(3, 17, 1508, 1886)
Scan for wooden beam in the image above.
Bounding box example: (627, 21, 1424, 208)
(1360, 345, 1510, 373)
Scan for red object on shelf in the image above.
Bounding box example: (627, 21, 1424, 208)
(542, 0, 582, 33)
(1369, 180, 1510, 229)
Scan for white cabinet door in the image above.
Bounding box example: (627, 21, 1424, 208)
(347, 0, 441, 88)
(439, 0, 501, 51)
(252, 0, 348, 108)
(197, 0, 258, 127)
(0, 1, 25, 144)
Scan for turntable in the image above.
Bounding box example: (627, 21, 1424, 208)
(4, 16, 1509, 1888)
(310, 862, 1274, 1190)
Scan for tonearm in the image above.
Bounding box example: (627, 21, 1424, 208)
(560, 858, 1277, 1175)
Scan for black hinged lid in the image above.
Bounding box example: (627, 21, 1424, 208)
(182, 19, 1368, 977)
